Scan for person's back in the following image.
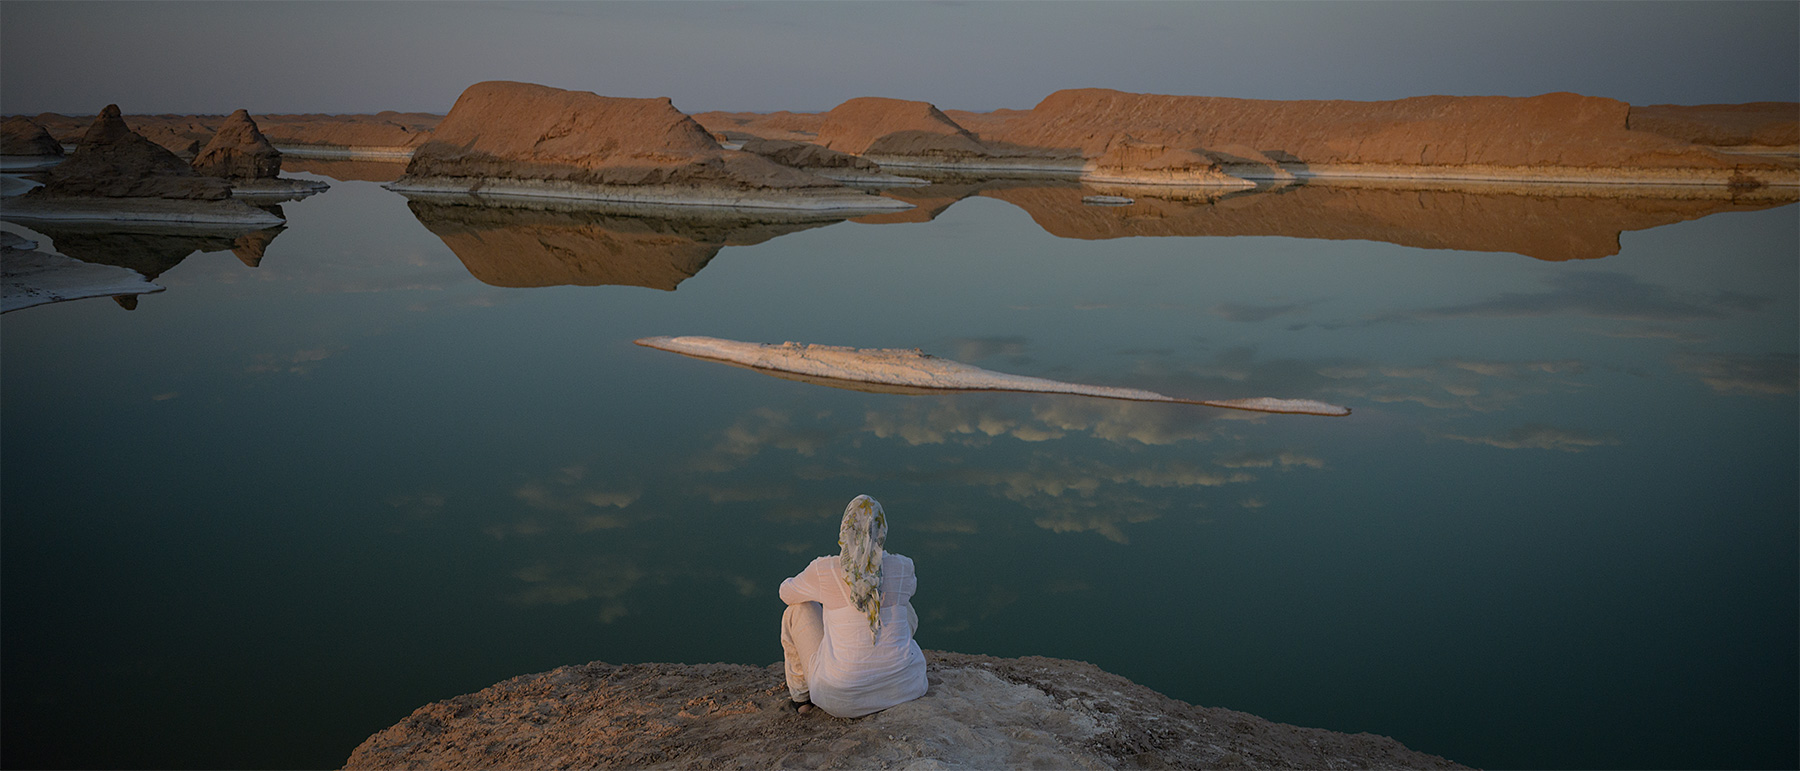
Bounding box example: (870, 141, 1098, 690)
(779, 496, 928, 718)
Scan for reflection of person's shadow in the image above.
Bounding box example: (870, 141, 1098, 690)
(402, 194, 846, 290)
(24, 222, 286, 309)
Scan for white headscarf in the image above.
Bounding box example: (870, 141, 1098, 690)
(837, 495, 887, 642)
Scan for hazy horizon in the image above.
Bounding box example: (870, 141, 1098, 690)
(2, 1, 1796, 117)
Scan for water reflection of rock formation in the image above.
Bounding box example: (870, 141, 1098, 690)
(870, 180, 1797, 262)
(404, 197, 842, 290)
(26, 222, 284, 308)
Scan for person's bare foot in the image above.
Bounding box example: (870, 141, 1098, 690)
(787, 698, 817, 715)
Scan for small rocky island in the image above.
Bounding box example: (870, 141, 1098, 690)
(385, 81, 913, 213)
(2, 105, 285, 225)
(189, 108, 329, 198)
(343, 651, 1467, 770)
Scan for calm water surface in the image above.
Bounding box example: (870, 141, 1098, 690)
(3, 171, 1796, 769)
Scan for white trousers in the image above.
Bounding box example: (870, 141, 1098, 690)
(781, 601, 918, 702)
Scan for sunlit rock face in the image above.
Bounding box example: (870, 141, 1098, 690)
(1627, 102, 1800, 149)
(2, 116, 65, 157)
(400, 81, 836, 191)
(985, 89, 1786, 179)
(715, 89, 1797, 187)
(191, 109, 282, 180)
(37, 105, 232, 200)
(815, 97, 991, 158)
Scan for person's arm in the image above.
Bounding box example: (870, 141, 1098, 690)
(779, 558, 823, 605)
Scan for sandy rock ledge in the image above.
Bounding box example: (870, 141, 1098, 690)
(343, 651, 1467, 770)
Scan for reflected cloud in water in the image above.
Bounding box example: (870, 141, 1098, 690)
(1671, 351, 1799, 395)
(1439, 424, 1621, 452)
(1368, 271, 1770, 325)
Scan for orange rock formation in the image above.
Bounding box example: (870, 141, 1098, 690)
(392, 81, 904, 211)
(2, 116, 64, 157)
(719, 89, 1798, 187)
(815, 97, 990, 158)
(35, 106, 232, 200)
(1627, 103, 1799, 149)
(191, 109, 282, 180)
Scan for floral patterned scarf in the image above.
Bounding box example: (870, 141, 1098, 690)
(837, 495, 887, 642)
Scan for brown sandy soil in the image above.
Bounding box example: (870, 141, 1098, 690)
(342, 651, 1468, 770)
(404, 197, 840, 289)
(280, 157, 410, 183)
(1628, 103, 1799, 149)
(942, 107, 1033, 140)
(693, 110, 826, 143)
(254, 111, 440, 149)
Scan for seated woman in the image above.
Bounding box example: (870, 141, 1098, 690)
(779, 494, 927, 718)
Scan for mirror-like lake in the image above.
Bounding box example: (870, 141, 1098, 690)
(3, 167, 1796, 770)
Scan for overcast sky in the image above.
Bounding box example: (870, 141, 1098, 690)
(2, 1, 1795, 117)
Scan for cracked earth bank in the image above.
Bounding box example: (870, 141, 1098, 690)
(343, 651, 1470, 770)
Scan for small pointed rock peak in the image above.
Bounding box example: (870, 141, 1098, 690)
(80, 104, 135, 147)
(41, 103, 234, 200)
(192, 107, 281, 180)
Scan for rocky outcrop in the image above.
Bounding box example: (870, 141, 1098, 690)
(737, 137, 881, 172)
(1628, 102, 1799, 149)
(815, 97, 992, 159)
(191, 109, 282, 179)
(2, 116, 65, 157)
(343, 651, 1467, 770)
(388, 81, 909, 211)
(34, 105, 232, 200)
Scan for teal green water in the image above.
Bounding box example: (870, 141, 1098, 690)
(3, 175, 1796, 769)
